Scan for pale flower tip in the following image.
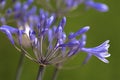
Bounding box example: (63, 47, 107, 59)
(100, 4, 109, 12)
(61, 17, 66, 24)
(94, 3, 109, 12)
(100, 52, 111, 58)
(63, 16, 66, 21)
(50, 15, 55, 20)
(102, 58, 110, 63)
(106, 40, 110, 43)
(84, 26, 90, 30)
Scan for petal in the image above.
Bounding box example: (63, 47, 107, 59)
(48, 29, 53, 42)
(0, 25, 18, 33)
(100, 52, 111, 58)
(58, 17, 66, 29)
(59, 39, 79, 47)
(85, 0, 109, 12)
(79, 34, 86, 48)
(97, 57, 109, 63)
(82, 40, 110, 53)
(62, 32, 66, 41)
(68, 26, 90, 39)
(0, 28, 14, 44)
(68, 47, 79, 56)
(55, 26, 63, 39)
(46, 15, 55, 28)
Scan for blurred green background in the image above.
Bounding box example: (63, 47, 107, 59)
(0, 0, 120, 80)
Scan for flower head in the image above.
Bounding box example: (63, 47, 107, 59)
(0, 13, 110, 65)
(0, 1, 110, 66)
(0, 1, 111, 80)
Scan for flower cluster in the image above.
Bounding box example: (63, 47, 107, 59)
(0, 17, 110, 66)
(0, 0, 110, 80)
(20, 0, 109, 17)
(0, 0, 109, 25)
(0, 0, 110, 65)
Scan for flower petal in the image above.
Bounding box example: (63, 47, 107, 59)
(68, 26, 90, 39)
(85, 0, 109, 12)
(0, 25, 19, 44)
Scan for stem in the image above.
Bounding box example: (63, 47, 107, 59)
(37, 65, 45, 80)
(51, 67, 59, 80)
(15, 53, 25, 80)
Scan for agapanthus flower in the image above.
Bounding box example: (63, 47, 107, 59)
(0, 0, 110, 80)
(0, 0, 110, 67)
(0, 0, 35, 25)
(0, 0, 109, 26)
(81, 40, 110, 63)
(85, 0, 109, 12)
(0, 13, 110, 66)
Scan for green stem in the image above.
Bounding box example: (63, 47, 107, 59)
(51, 67, 59, 80)
(37, 65, 45, 80)
(15, 53, 25, 80)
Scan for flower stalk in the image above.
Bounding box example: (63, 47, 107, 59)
(37, 65, 45, 80)
(15, 53, 25, 80)
(51, 67, 59, 80)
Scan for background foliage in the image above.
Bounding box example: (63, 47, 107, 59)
(0, 0, 120, 80)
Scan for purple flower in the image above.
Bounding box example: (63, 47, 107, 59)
(0, 1, 111, 80)
(81, 40, 110, 63)
(68, 26, 90, 39)
(55, 0, 109, 14)
(0, 1, 110, 66)
(0, 15, 110, 65)
(59, 27, 110, 64)
(0, 25, 19, 44)
(85, 0, 109, 12)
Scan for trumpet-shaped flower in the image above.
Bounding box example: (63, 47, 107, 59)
(81, 40, 110, 63)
